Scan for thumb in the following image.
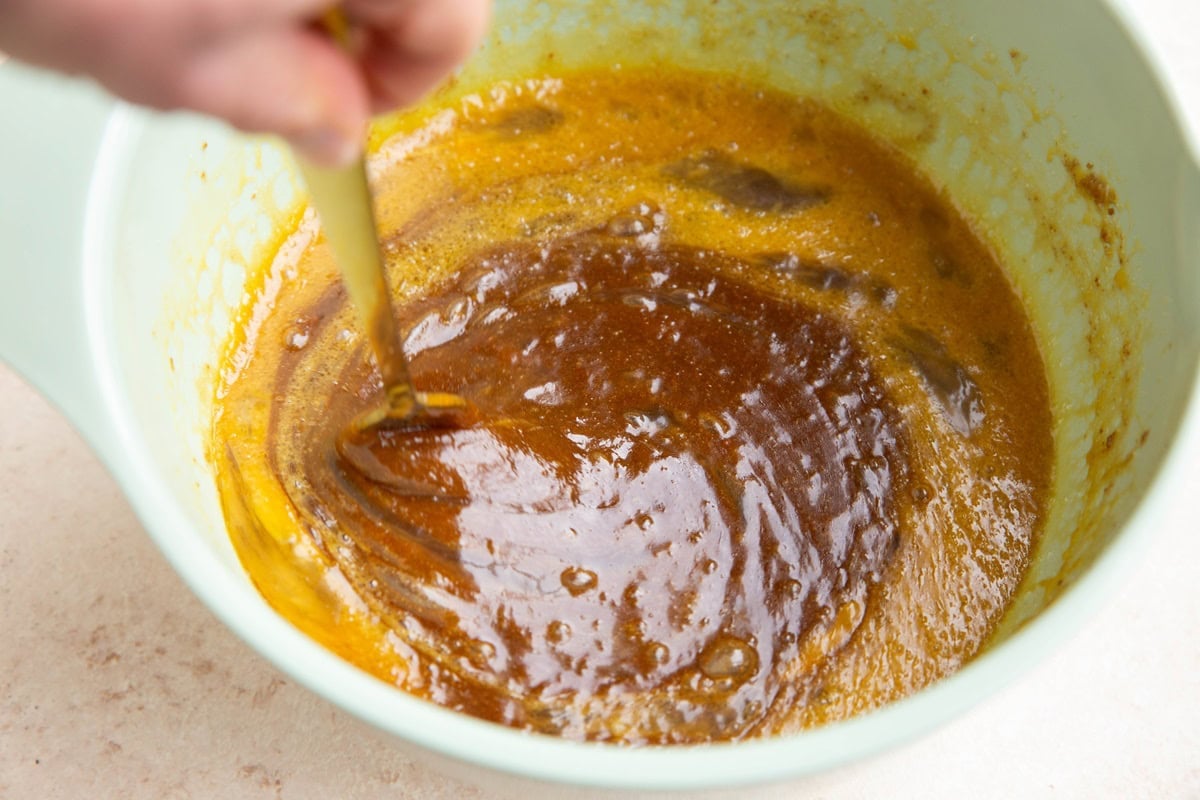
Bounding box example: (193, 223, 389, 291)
(169, 27, 370, 165)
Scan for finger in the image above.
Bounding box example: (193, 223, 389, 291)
(168, 27, 371, 165)
(170, 0, 334, 45)
(345, 0, 490, 112)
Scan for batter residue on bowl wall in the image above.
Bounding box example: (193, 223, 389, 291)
(211, 69, 1053, 744)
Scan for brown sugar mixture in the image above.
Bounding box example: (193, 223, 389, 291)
(212, 69, 1053, 744)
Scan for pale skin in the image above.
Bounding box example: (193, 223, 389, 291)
(0, 0, 491, 164)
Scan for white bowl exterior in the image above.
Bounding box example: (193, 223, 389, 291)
(15, 0, 1197, 790)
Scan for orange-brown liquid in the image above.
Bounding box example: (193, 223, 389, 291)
(212, 70, 1053, 743)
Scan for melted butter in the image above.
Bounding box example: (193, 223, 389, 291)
(212, 69, 1054, 743)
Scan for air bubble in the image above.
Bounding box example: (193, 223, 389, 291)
(697, 635, 758, 684)
(605, 214, 648, 237)
(546, 621, 572, 644)
(646, 642, 671, 667)
(284, 320, 312, 351)
(561, 567, 598, 596)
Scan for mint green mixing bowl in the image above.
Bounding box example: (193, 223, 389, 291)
(1, 0, 1196, 790)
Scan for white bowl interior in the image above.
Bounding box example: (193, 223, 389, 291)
(84, 0, 1200, 789)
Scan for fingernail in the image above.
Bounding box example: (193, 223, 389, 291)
(295, 128, 360, 167)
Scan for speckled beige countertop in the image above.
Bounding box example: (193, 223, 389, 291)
(3, 2, 1199, 797)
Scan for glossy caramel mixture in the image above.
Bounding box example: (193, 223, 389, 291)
(212, 70, 1053, 743)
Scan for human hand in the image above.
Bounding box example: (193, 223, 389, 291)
(0, 0, 490, 164)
